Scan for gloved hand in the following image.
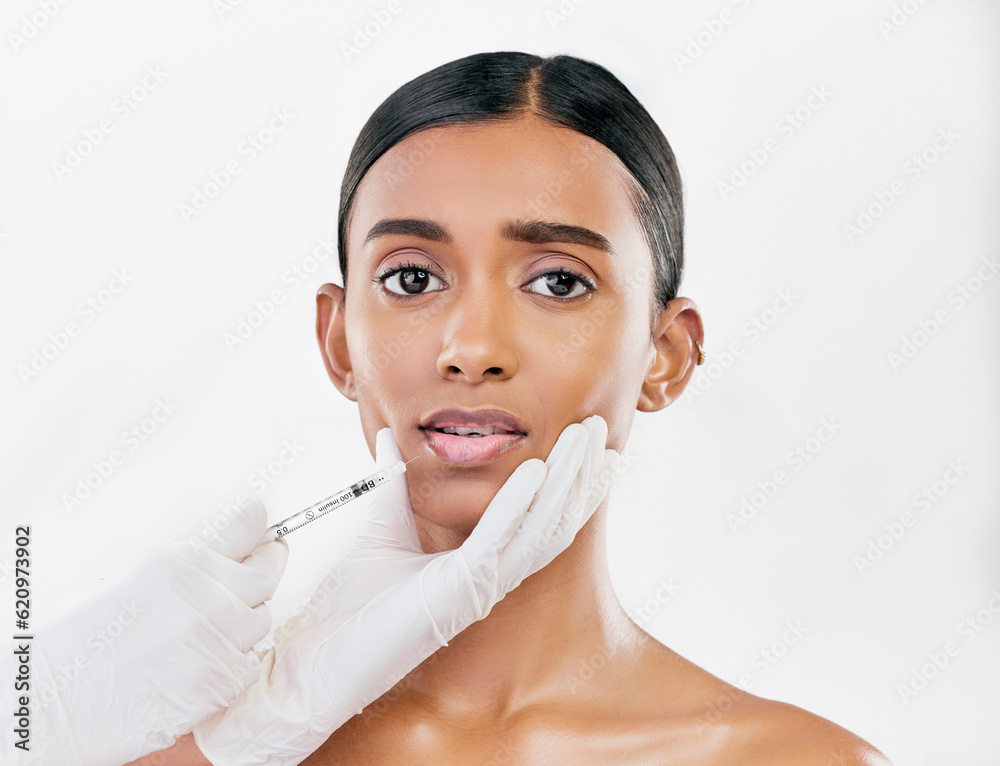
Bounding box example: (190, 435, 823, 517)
(193, 415, 620, 766)
(2, 497, 288, 766)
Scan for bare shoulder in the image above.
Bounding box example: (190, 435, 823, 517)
(634, 637, 892, 766)
(707, 693, 894, 766)
(728, 695, 892, 766)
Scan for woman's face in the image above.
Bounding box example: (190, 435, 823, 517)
(318, 115, 699, 546)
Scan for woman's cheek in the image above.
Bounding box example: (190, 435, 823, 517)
(354, 324, 423, 392)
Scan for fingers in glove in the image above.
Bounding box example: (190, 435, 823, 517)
(167, 536, 288, 608)
(533, 416, 609, 560)
(575, 415, 605, 497)
(160, 551, 276, 653)
(458, 457, 549, 571)
(233, 538, 290, 604)
(195, 495, 269, 562)
(487, 422, 590, 584)
(352, 428, 422, 552)
(533, 448, 620, 573)
(185, 608, 266, 690)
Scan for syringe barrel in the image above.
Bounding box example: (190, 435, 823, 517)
(261, 460, 407, 541)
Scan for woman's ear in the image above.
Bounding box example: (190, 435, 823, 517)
(316, 283, 356, 402)
(637, 297, 704, 412)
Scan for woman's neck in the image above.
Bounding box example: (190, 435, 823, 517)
(404, 502, 640, 720)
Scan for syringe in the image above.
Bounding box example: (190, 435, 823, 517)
(262, 456, 419, 541)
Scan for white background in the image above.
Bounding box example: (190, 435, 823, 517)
(2, 1, 998, 763)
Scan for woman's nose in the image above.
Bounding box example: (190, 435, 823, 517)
(434, 289, 519, 383)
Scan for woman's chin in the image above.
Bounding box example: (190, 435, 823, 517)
(413, 520, 477, 554)
(408, 483, 501, 545)
(410, 501, 488, 539)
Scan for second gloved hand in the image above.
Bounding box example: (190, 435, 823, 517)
(11, 498, 288, 766)
(193, 415, 621, 766)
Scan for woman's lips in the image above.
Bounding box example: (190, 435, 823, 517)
(420, 427, 526, 465)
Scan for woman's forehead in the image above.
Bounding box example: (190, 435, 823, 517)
(349, 117, 645, 254)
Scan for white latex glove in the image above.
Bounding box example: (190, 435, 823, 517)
(1, 497, 288, 766)
(194, 415, 620, 765)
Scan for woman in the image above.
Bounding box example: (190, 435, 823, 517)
(136, 50, 893, 765)
(297, 51, 892, 764)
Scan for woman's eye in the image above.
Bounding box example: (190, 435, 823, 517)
(373, 263, 595, 302)
(526, 268, 596, 301)
(375, 262, 444, 297)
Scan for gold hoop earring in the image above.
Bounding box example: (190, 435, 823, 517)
(694, 339, 705, 365)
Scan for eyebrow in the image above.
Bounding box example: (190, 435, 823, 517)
(363, 217, 616, 257)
